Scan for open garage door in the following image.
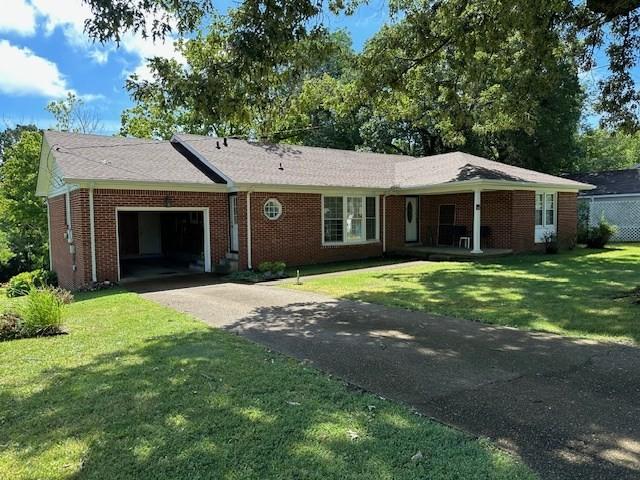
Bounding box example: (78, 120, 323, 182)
(117, 209, 210, 281)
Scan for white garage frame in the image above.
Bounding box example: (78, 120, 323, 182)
(114, 206, 211, 281)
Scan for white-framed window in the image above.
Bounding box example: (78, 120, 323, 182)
(323, 195, 378, 244)
(263, 198, 282, 220)
(535, 191, 557, 242)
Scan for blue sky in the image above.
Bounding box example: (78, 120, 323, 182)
(0, 0, 391, 134)
(0, 0, 632, 135)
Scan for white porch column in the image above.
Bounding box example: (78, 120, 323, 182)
(471, 188, 483, 253)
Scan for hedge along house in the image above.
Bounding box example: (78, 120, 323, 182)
(36, 131, 593, 290)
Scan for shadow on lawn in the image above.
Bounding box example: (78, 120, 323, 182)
(226, 297, 640, 480)
(1, 323, 527, 480)
(342, 248, 640, 342)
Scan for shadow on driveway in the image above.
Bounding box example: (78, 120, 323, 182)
(138, 282, 640, 480)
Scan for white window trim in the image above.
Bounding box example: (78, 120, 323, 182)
(263, 198, 283, 220)
(534, 191, 557, 243)
(321, 194, 380, 246)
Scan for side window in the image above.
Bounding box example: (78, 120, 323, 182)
(535, 193, 544, 226)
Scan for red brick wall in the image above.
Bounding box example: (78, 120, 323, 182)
(557, 192, 577, 249)
(244, 192, 383, 269)
(385, 196, 405, 250)
(511, 191, 536, 252)
(421, 193, 474, 246)
(48, 190, 91, 290)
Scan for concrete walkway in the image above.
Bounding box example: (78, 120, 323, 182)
(132, 277, 640, 480)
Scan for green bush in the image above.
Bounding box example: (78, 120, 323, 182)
(586, 216, 618, 249)
(19, 287, 64, 336)
(257, 261, 286, 273)
(6, 269, 57, 297)
(0, 312, 22, 341)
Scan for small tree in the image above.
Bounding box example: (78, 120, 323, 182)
(46, 93, 102, 134)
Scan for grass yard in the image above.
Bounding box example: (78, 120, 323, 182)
(289, 245, 640, 344)
(0, 289, 533, 480)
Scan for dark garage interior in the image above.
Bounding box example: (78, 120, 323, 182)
(118, 210, 205, 280)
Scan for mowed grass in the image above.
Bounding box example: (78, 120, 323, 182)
(289, 245, 640, 344)
(0, 290, 533, 480)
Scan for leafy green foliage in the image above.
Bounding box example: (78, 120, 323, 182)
(6, 269, 57, 298)
(45, 92, 102, 133)
(19, 287, 64, 336)
(0, 124, 37, 160)
(570, 128, 640, 172)
(0, 131, 48, 279)
(257, 261, 286, 273)
(0, 290, 533, 478)
(585, 216, 618, 248)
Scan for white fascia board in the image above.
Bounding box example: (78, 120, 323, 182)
(171, 134, 235, 186)
(396, 179, 593, 195)
(230, 183, 387, 195)
(70, 179, 230, 193)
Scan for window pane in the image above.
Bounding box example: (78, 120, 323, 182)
(346, 197, 363, 218)
(324, 219, 343, 242)
(346, 217, 363, 241)
(535, 193, 543, 226)
(545, 194, 555, 225)
(323, 197, 343, 242)
(324, 196, 343, 219)
(366, 218, 376, 240)
(366, 197, 376, 218)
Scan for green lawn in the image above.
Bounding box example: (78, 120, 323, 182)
(289, 245, 640, 344)
(0, 290, 533, 480)
(284, 257, 409, 278)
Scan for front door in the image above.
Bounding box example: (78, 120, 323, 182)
(438, 204, 456, 245)
(405, 196, 419, 242)
(229, 194, 239, 252)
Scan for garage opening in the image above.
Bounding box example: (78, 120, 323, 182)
(117, 210, 207, 281)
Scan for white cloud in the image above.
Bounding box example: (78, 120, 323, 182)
(0, 0, 37, 35)
(27, 0, 184, 71)
(0, 40, 68, 97)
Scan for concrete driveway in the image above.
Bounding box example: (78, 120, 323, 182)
(132, 277, 640, 480)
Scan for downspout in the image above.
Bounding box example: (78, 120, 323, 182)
(246, 191, 252, 270)
(89, 186, 97, 283)
(46, 201, 53, 269)
(382, 194, 388, 253)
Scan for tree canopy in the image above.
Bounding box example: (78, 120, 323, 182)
(84, 0, 640, 132)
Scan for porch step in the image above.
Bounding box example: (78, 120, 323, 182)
(225, 251, 239, 261)
(216, 255, 239, 273)
(428, 254, 452, 262)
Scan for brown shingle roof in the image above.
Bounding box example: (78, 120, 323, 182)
(43, 131, 591, 191)
(43, 130, 213, 185)
(179, 134, 589, 189)
(564, 168, 640, 196)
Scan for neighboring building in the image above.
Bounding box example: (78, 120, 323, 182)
(36, 131, 592, 290)
(565, 167, 640, 242)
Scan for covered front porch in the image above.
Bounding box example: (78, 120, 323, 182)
(392, 244, 513, 260)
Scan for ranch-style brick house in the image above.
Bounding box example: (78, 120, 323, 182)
(36, 131, 593, 290)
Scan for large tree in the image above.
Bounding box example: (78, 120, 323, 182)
(0, 131, 48, 278)
(81, 0, 640, 131)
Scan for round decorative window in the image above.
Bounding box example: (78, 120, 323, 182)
(263, 198, 282, 220)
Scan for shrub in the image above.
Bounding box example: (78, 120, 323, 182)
(257, 261, 286, 274)
(585, 216, 618, 249)
(0, 312, 22, 341)
(6, 269, 57, 297)
(52, 287, 74, 305)
(19, 287, 64, 336)
(542, 232, 559, 254)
